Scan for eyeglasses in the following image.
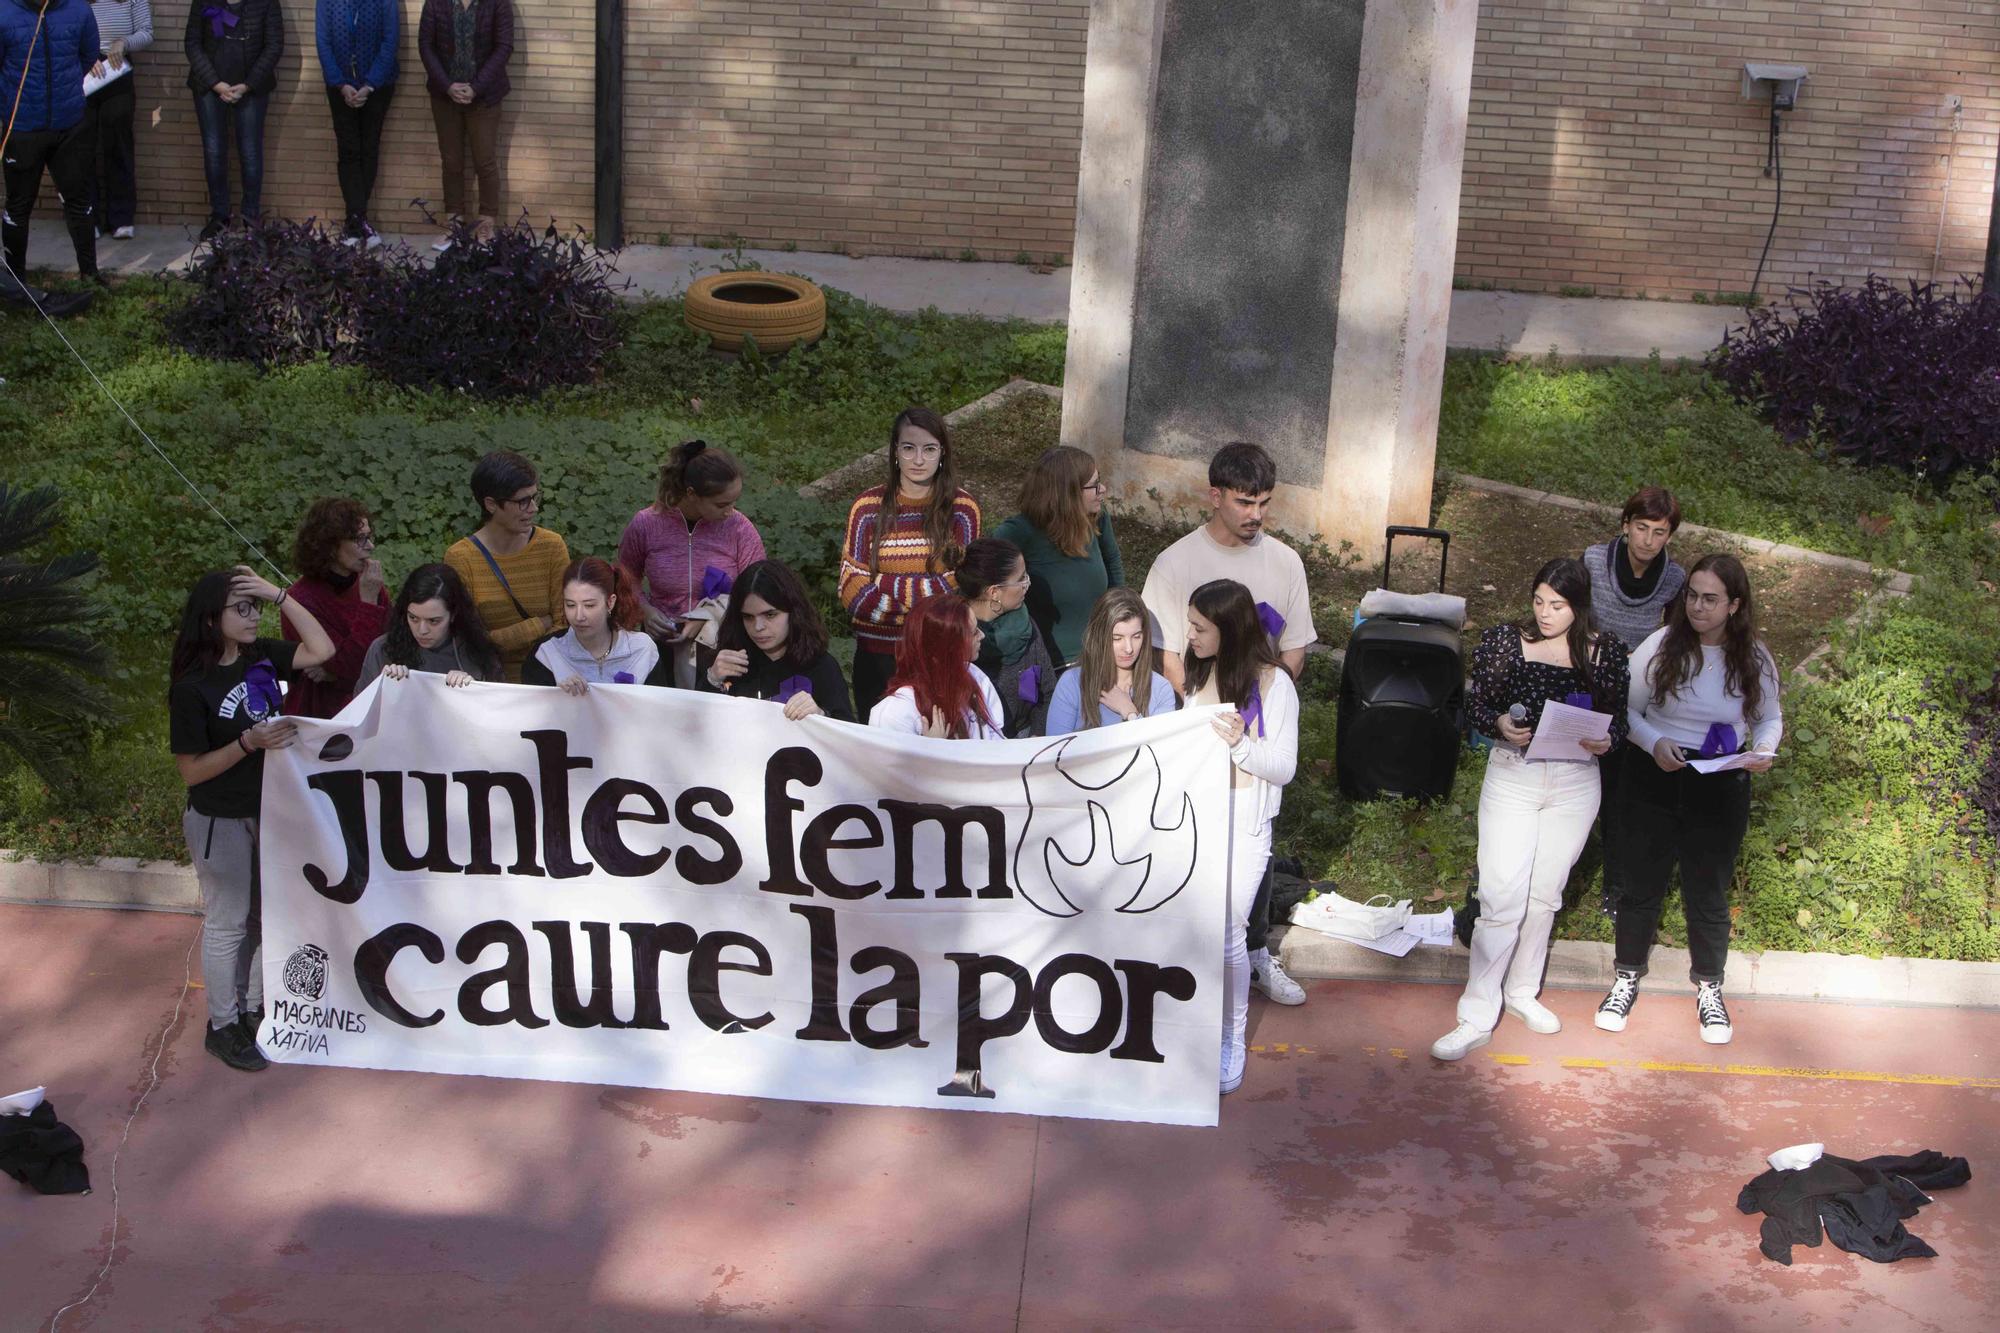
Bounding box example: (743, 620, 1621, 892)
(1001, 573, 1032, 589)
(895, 443, 943, 462)
(353, 532, 376, 549)
(227, 600, 260, 618)
(503, 491, 542, 511)
(1082, 481, 1109, 495)
(1685, 591, 1728, 610)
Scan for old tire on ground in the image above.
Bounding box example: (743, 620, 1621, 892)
(684, 271, 827, 354)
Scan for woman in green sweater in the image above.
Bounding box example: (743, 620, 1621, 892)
(992, 445, 1124, 666)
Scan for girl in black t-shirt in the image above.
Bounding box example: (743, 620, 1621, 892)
(168, 565, 335, 1072)
(700, 559, 854, 721)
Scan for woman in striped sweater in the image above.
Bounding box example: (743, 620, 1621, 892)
(838, 406, 980, 716)
(87, 0, 152, 240)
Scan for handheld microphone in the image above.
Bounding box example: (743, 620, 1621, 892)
(1509, 703, 1529, 727)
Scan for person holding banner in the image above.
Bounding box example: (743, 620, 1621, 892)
(957, 536, 1055, 738)
(618, 438, 765, 688)
(521, 557, 668, 692)
(1182, 578, 1298, 1093)
(355, 563, 503, 691)
(169, 565, 336, 1072)
(700, 558, 853, 721)
(1430, 558, 1629, 1063)
(839, 406, 981, 718)
(1598, 554, 1781, 1046)
(868, 594, 1004, 740)
(443, 450, 570, 682)
(1046, 587, 1175, 733)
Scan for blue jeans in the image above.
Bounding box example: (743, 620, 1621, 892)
(192, 90, 269, 223)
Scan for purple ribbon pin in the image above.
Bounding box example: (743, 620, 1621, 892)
(1563, 691, 1594, 711)
(699, 565, 733, 601)
(1698, 722, 1739, 759)
(1255, 601, 1286, 640)
(204, 5, 239, 38)
(1239, 680, 1265, 738)
(613, 671, 635, 685)
(1016, 665, 1042, 705)
(242, 660, 283, 720)
(775, 675, 813, 703)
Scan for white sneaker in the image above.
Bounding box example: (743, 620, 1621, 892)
(1430, 1021, 1491, 1062)
(432, 235, 455, 253)
(1220, 1039, 1246, 1094)
(1504, 997, 1562, 1034)
(112, 225, 134, 240)
(1696, 981, 1733, 1045)
(1250, 950, 1307, 1006)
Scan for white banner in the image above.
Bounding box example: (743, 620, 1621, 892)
(258, 674, 1234, 1125)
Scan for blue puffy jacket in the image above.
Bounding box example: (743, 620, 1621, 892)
(0, 0, 98, 134)
(315, 0, 394, 91)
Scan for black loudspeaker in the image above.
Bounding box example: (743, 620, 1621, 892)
(1336, 527, 1464, 802)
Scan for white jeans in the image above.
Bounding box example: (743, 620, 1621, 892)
(1223, 790, 1273, 1056)
(1457, 747, 1601, 1029)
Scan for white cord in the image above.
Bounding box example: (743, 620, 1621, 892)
(46, 925, 200, 1332)
(0, 252, 290, 584)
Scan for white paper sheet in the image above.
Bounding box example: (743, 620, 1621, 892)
(1688, 750, 1770, 774)
(1521, 699, 1613, 763)
(83, 61, 132, 98)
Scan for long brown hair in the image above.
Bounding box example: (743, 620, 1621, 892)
(1646, 553, 1772, 720)
(1181, 579, 1281, 709)
(1517, 557, 1602, 699)
(1019, 445, 1098, 558)
(869, 406, 964, 573)
(714, 559, 828, 669)
(654, 438, 743, 510)
(884, 594, 993, 738)
(1074, 588, 1156, 729)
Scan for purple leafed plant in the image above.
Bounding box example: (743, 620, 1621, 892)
(1708, 276, 2000, 481)
(163, 217, 376, 370)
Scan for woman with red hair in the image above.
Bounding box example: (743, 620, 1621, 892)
(521, 557, 669, 692)
(867, 593, 1004, 739)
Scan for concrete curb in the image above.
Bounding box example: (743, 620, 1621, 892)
(1276, 925, 2000, 1010)
(0, 850, 199, 912)
(799, 379, 1062, 500)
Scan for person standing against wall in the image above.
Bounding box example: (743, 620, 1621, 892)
(418, 0, 512, 251)
(184, 0, 284, 239)
(1, 0, 103, 287)
(86, 0, 150, 242)
(316, 0, 398, 249)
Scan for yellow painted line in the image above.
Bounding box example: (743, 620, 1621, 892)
(1560, 1056, 2000, 1090)
(1488, 1053, 1531, 1067)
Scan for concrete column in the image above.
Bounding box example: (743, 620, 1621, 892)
(1061, 0, 1481, 562)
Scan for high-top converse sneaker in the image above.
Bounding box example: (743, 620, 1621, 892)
(1220, 1039, 1247, 1094)
(1695, 980, 1733, 1045)
(1250, 949, 1306, 1005)
(1594, 969, 1640, 1032)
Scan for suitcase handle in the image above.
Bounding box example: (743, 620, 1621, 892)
(1383, 526, 1451, 593)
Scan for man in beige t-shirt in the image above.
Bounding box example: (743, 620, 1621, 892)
(1140, 441, 1318, 1011)
(1142, 442, 1316, 691)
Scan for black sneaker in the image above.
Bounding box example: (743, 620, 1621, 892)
(198, 217, 227, 242)
(1696, 981, 1732, 1045)
(238, 1007, 265, 1041)
(1594, 969, 1640, 1032)
(205, 1021, 269, 1072)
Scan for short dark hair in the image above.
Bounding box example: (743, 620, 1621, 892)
(1208, 442, 1276, 495)
(1621, 485, 1682, 532)
(471, 450, 539, 520)
(291, 497, 370, 582)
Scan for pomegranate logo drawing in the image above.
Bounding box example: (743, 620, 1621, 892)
(1011, 736, 1199, 917)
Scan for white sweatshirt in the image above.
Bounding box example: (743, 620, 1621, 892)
(1626, 627, 1783, 757)
(1191, 666, 1298, 825)
(868, 668, 1007, 740)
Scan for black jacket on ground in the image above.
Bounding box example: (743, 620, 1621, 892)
(1736, 1150, 1970, 1265)
(0, 1101, 90, 1195)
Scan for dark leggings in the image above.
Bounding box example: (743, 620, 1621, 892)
(1613, 758, 1751, 983)
(852, 645, 897, 720)
(1, 122, 97, 280)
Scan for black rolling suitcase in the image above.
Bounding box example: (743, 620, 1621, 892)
(1335, 526, 1465, 802)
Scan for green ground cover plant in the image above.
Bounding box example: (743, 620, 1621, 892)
(3, 300, 1995, 959)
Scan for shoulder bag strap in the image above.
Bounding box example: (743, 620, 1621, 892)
(468, 534, 534, 622)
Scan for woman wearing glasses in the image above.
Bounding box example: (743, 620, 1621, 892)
(992, 445, 1125, 667)
(169, 565, 335, 1072)
(838, 406, 981, 716)
(280, 497, 389, 717)
(954, 536, 1055, 738)
(443, 449, 572, 681)
(1597, 553, 1781, 1046)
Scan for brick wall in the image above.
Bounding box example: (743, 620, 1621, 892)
(1456, 1, 2000, 299)
(117, 2, 1999, 299)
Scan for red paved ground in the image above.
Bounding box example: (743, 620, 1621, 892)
(3, 902, 1995, 1332)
